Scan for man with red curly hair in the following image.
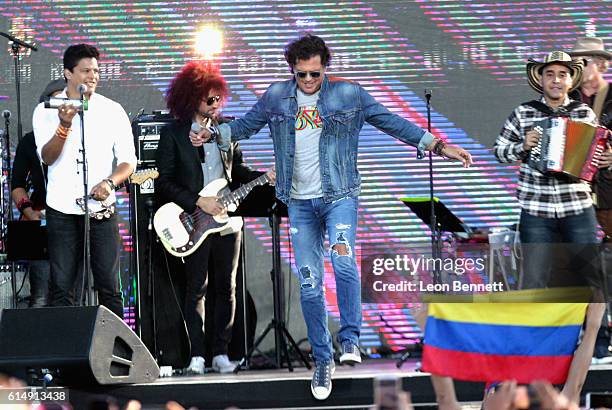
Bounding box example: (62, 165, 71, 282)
(156, 62, 275, 374)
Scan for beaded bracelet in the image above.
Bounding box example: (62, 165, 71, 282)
(56, 124, 72, 140)
(432, 138, 447, 156)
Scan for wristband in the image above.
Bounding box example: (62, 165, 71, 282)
(17, 198, 34, 213)
(56, 124, 71, 140)
(432, 138, 447, 156)
(104, 178, 117, 191)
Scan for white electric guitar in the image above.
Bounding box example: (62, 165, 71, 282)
(154, 173, 272, 257)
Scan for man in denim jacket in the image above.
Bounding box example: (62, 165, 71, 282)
(195, 34, 472, 400)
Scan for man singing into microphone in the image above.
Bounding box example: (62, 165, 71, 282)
(32, 44, 136, 318)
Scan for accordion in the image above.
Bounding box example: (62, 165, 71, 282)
(527, 118, 610, 182)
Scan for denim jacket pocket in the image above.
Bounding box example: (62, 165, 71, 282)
(330, 110, 358, 137)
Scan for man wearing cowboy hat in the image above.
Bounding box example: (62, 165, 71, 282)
(569, 36, 612, 365)
(495, 51, 605, 291)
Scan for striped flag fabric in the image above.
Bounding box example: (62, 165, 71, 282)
(422, 297, 588, 384)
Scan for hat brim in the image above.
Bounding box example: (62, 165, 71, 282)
(526, 60, 583, 94)
(567, 50, 612, 60)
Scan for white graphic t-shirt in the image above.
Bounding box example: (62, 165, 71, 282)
(291, 89, 323, 199)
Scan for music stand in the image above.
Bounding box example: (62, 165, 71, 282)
(396, 197, 470, 369)
(6, 221, 48, 261)
(6, 221, 48, 309)
(230, 184, 311, 373)
(400, 197, 470, 235)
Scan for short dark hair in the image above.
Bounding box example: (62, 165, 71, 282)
(63, 44, 100, 72)
(284, 34, 331, 72)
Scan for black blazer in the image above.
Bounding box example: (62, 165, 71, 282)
(155, 120, 262, 213)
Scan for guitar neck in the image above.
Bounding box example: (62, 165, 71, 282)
(219, 174, 270, 208)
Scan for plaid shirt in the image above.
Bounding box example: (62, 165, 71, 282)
(494, 97, 596, 218)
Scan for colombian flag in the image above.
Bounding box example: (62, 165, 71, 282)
(422, 295, 588, 384)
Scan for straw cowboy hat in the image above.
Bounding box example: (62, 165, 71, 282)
(568, 37, 611, 60)
(526, 51, 583, 94)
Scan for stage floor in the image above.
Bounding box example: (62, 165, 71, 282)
(67, 359, 612, 409)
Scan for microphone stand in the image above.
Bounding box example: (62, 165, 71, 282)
(0, 32, 38, 142)
(0, 32, 36, 309)
(3, 115, 14, 224)
(76, 89, 95, 307)
(396, 90, 440, 369)
(425, 90, 441, 285)
(2, 115, 17, 308)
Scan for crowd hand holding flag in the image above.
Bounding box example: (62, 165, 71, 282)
(482, 380, 577, 410)
(409, 304, 462, 410)
(561, 302, 606, 405)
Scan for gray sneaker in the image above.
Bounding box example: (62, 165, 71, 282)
(311, 361, 336, 400)
(212, 354, 237, 373)
(339, 341, 361, 365)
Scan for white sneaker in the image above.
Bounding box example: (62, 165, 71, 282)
(591, 356, 612, 365)
(212, 354, 237, 373)
(339, 341, 362, 365)
(311, 361, 336, 400)
(186, 356, 205, 375)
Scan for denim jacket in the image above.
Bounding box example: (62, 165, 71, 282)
(218, 76, 434, 204)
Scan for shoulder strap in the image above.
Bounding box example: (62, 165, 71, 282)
(522, 100, 553, 115)
(592, 82, 610, 120)
(522, 99, 584, 117)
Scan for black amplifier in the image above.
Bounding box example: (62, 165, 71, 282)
(132, 110, 174, 167)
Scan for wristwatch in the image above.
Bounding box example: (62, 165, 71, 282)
(104, 178, 117, 191)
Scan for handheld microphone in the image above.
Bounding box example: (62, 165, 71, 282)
(77, 83, 88, 95)
(2, 110, 10, 119)
(425, 89, 432, 101)
(44, 97, 88, 111)
(191, 121, 203, 134)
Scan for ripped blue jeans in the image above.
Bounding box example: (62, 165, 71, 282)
(288, 196, 361, 364)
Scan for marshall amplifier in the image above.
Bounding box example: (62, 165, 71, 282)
(132, 110, 174, 167)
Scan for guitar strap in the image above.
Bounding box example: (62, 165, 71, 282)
(198, 145, 205, 163)
(592, 82, 609, 121)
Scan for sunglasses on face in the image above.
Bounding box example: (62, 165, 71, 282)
(206, 95, 221, 105)
(295, 70, 322, 79)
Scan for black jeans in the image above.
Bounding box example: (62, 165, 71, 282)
(184, 231, 240, 357)
(28, 260, 50, 307)
(519, 207, 600, 293)
(46, 207, 123, 318)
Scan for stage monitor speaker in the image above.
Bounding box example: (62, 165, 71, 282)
(0, 306, 159, 386)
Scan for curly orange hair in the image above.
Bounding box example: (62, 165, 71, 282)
(165, 61, 229, 122)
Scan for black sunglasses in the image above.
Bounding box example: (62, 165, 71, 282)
(295, 71, 322, 79)
(206, 95, 221, 105)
